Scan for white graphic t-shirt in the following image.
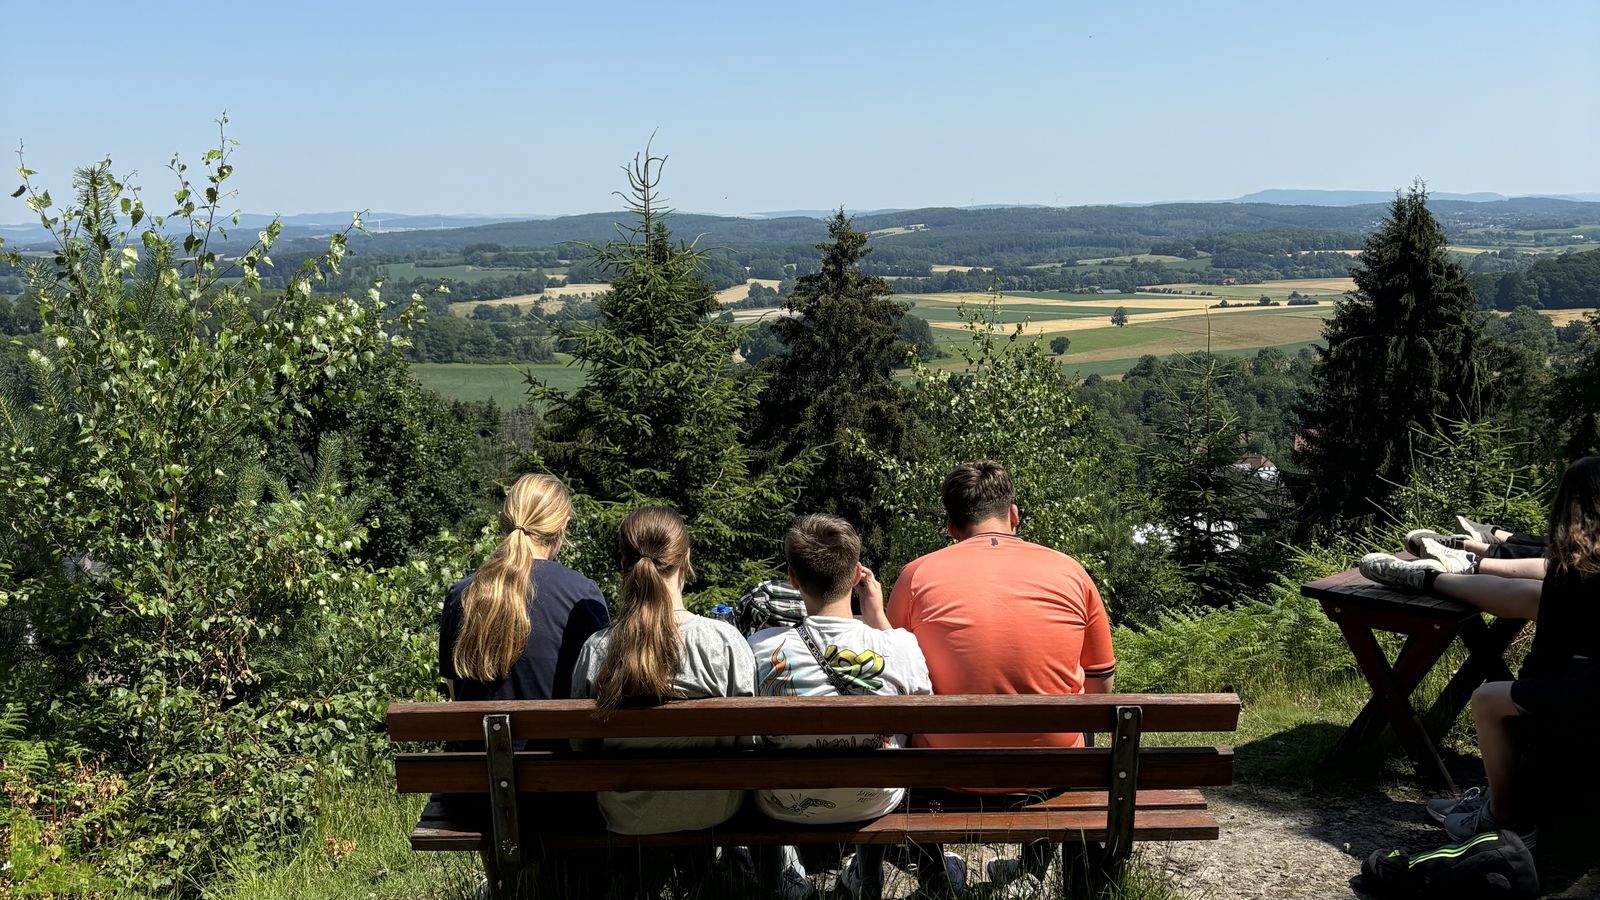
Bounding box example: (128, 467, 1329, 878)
(746, 615, 932, 823)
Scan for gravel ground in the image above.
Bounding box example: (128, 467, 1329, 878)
(1151, 781, 1600, 899)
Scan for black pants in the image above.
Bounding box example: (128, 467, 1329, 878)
(1488, 532, 1546, 560)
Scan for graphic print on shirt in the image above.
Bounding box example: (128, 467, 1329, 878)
(758, 643, 887, 695)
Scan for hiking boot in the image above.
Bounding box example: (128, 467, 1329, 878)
(1404, 529, 1464, 555)
(1456, 516, 1503, 545)
(1360, 553, 1445, 590)
(1444, 803, 1539, 849)
(1426, 786, 1487, 824)
(1419, 538, 1480, 575)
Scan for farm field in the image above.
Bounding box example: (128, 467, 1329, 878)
(409, 357, 586, 407)
(1538, 307, 1597, 326)
(714, 278, 784, 304)
(1063, 341, 1323, 380)
(446, 282, 611, 316)
(1143, 277, 1354, 299)
(382, 261, 548, 284)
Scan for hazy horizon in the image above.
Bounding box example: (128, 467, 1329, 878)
(5, 0, 1598, 218)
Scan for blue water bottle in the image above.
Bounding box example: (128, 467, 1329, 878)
(711, 603, 736, 627)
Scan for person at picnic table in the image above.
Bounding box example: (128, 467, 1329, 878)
(570, 506, 757, 835)
(746, 514, 932, 898)
(1405, 515, 1548, 563)
(1360, 456, 1600, 848)
(887, 460, 1117, 897)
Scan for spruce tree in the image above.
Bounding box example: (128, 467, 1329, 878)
(535, 148, 805, 599)
(1292, 184, 1486, 528)
(753, 210, 918, 566)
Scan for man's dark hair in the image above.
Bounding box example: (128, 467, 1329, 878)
(942, 460, 1015, 528)
(784, 514, 861, 601)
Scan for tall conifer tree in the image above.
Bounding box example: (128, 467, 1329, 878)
(536, 148, 804, 596)
(1292, 184, 1485, 527)
(753, 211, 918, 565)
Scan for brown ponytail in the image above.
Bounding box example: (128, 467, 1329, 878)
(453, 474, 573, 682)
(595, 506, 694, 711)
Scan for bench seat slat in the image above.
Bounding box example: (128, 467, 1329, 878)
(410, 807, 1219, 851)
(395, 747, 1233, 794)
(387, 694, 1241, 742)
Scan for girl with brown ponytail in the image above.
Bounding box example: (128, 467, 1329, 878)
(439, 474, 608, 705)
(571, 506, 756, 835)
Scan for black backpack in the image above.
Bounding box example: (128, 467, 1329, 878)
(1362, 830, 1539, 899)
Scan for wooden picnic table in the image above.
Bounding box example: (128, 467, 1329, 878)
(1302, 564, 1528, 792)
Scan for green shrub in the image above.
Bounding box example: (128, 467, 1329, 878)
(0, 133, 480, 893)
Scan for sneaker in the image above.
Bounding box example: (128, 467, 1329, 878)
(837, 852, 878, 899)
(986, 857, 1023, 887)
(1443, 803, 1539, 849)
(1403, 529, 1464, 556)
(911, 851, 967, 897)
(1426, 786, 1487, 824)
(996, 873, 1045, 900)
(1456, 516, 1502, 545)
(1418, 538, 1479, 575)
(1359, 553, 1444, 590)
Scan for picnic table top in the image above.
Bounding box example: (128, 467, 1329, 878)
(1301, 563, 1482, 624)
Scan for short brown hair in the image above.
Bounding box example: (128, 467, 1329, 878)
(942, 460, 1015, 528)
(784, 514, 861, 601)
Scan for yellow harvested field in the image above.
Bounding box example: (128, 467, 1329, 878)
(448, 294, 549, 316)
(929, 304, 1329, 335)
(1449, 246, 1495, 255)
(1539, 308, 1597, 326)
(930, 264, 992, 273)
(714, 278, 783, 304)
(543, 282, 613, 298)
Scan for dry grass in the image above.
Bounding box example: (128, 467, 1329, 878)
(930, 264, 992, 273)
(926, 304, 1327, 335)
(1538, 307, 1598, 326)
(713, 279, 783, 305)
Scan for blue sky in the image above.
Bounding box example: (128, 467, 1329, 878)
(3, 0, 1597, 216)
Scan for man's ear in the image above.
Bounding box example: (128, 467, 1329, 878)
(1008, 504, 1020, 532)
(943, 520, 960, 541)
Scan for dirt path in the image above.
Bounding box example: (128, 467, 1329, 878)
(1151, 782, 1600, 899)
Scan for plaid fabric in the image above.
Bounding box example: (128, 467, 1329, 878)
(733, 579, 806, 636)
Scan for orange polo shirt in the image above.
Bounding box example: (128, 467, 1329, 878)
(887, 532, 1116, 761)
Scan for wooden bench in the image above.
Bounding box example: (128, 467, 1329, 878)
(388, 693, 1239, 898)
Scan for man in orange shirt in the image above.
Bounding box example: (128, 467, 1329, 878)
(887, 460, 1116, 895)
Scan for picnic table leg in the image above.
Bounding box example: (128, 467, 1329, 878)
(1424, 616, 1525, 737)
(1335, 620, 1459, 792)
(1336, 626, 1456, 754)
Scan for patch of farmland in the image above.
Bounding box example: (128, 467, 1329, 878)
(929, 264, 992, 273)
(713, 278, 783, 305)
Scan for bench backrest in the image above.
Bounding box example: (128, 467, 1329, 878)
(388, 693, 1239, 794)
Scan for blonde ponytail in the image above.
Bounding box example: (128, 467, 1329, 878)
(453, 474, 574, 682)
(595, 506, 693, 711)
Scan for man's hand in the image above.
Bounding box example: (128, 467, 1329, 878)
(856, 563, 889, 630)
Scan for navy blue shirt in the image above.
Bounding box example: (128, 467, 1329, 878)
(439, 559, 610, 703)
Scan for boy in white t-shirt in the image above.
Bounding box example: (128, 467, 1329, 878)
(746, 514, 932, 895)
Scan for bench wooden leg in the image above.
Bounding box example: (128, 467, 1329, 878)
(1336, 620, 1458, 791)
(479, 848, 529, 900)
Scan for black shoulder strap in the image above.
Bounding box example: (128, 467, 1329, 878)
(793, 620, 857, 696)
